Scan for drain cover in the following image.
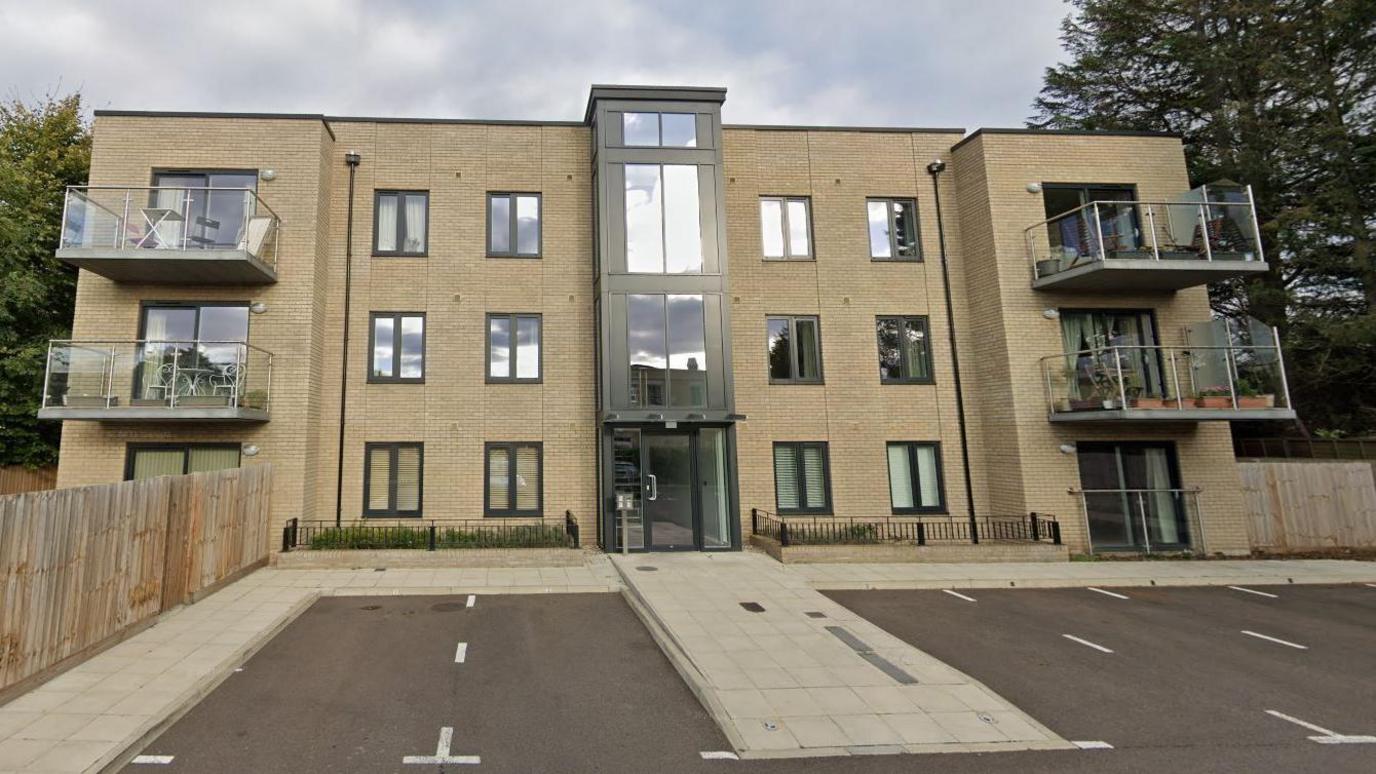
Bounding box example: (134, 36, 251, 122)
(761, 720, 778, 731)
(805, 611, 827, 619)
(739, 602, 765, 613)
(635, 566, 658, 572)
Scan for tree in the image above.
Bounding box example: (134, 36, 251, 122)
(0, 93, 91, 466)
(1030, 0, 1376, 436)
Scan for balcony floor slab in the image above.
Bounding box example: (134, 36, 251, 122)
(1032, 258, 1268, 292)
(56, 248, 276, 285)
(38, 406, 269, 423)
(1048, 407, 1295, 423)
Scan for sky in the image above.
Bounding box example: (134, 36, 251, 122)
(0, 0, 1069, 129)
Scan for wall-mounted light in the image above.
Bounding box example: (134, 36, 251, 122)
(242, 444, 261, 457)
(1026, 182, 1042, 194)
(250, 302, 268, 315)
(1042, 308, 1060, 320)
(1059, 443, 1076, 455)
(260, 169, 277, 182)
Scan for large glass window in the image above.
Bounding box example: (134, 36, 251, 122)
(773, 442, 831, 514)
(625, 163, 702, 273)
(876, 316, 933, 383)
(125, 444, 241, 480)
(363, 442, 423, 517)
(886, 442, 945, 513)
(628, 294, 707, 407)
(488, 193, 541, 257)
(767, 316, 822, 384)
(1077, 442, 1186, 550)
(487, 314, 541, 382)
(374, 191, 428, 256)
(867, 198, 920, 260)
(369, 313, 424, 382)
(623, 112, 697, 147)
(1060, 309, 1163, 400)
(760, 197, 811, 259)
(136, 303, 249, 405)
(699, 427, 731, 548)
(150, 171, 258, 249)
(485, 442, 542, 516)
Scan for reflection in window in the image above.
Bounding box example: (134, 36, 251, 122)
(623, 112, 697, 147)
(667, 295, 707, 407)
(877, 316, 932, 383)
(488, 193, 541, 257)
(487, 314, 541, 382)
(868, 199, 920, 259)
(625, 164, 702, 274)
(767, 316, 821, 383)
(370, 313, 424, 382)
(760, 197, 811, 259)
(628, 293, 707, 407)
(628, 294, 667, 407)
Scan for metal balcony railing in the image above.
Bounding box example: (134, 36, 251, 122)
(1072, 487, 1205, 554)
(42, 340, 273, 414)
(60, 186, 280, 267)
(1039, 338, 1291, 419)
(1025, 188, 1263, 281)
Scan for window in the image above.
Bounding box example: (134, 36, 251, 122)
(124, 444, 241, 480)
(624, 163, 702, 273)
(150, 171, 257, 249)
(363, 442, 423, 517)
(773, 442, 831, 514)
(369, 313, 424, 382)
(622, 112, 697, 147)
(487, 313, 541, 382)
(136, 303, 249, 405)
(760, 197, 811, 259)
(767, 316, 822, 384)
(374, 191, 428, 256)
(886, 442, 945, 514)
(485, 442, 542, 516)
(867, 198, 920, 260)
(488, 193, 541, 257)
(877, 316, 933, 383)
(628, 294, 707, 407)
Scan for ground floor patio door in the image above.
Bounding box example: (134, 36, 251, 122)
(1076, 441, 1189, 551)
(608, 426, 735, 552)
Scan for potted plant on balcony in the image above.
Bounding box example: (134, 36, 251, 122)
(1194, 386, 1234, 409)
(1122, 372, 1164, 409)
(1234, 374, 1276, 409)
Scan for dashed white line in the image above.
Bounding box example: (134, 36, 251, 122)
(700, 751, 741, 759)
(466, 594, 476, 608)
(454, 642, 468, 663)
(942, 589, 977, 602)
(1072, 740, 1114, 750)
(402, 726, 481, 765)
(1062, 634, 1114, 653)
(1241, 630, 1308, 649)
(131, 756, 175, 765)
(1086, 587, 1130, 600)
(1266, 710, 1376, 744)
(1229, 585, 1279, 598)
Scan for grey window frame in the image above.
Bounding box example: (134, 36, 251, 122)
(484, 441, 544, 517)
(767, 315, 824, 385)
(485, 313, 543, 383)
(772, 441, 833, 515)
(367, 312, 426, 383)
(123, 443, 242, 480)
(876, 315, 934, 384)
(486, 192, 542, 258)
(362, 441, 424, 518)
(760, 196, 813, 260)
(621, 112, 698, 148)
(886, 441, 947, 515)
(372, 190, 429, 257)
(867, 197, 922, 261)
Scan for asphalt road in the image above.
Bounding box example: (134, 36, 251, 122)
(122, 586, 1376, 773)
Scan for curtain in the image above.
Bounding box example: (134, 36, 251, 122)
(140, 312, 171, 400)
(514, 446, 539, 511)
(395, 446, 421, 512)
(153, 188, 186, 248)
(774, 446, 800, 510)
(1143, 448, 1179, 544)
(131, 449, 184, 480)
(488, 448, 509, 510)
(801, 446, 827, 509)
(188, 447, 240, 474)
(915, 446, 940, 508)
(376, 195, 398, 251)
(404, 195, 426, 252)
(368, 447, 391, 511)
(1059, 313, 1095, 400)
(887, 445, 914, 509)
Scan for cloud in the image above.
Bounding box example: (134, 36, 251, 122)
(0, 0, 1067, 128)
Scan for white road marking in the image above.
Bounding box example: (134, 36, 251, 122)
(131, 756, 175, 765)
(1086, 587, 1130, 600)
(1062, 634, 1114, 653)
(466, 594, 476, 608)
(1229, 585, 1279, 598)
(1266, 710, 1376, 744)
(700, 751, 741, 759)
(455, 642, 468, 663)
(1241, 630, 1307, 650)
(942, 589, 977, 602)
(1072, 740, 1114, 750)
(403, 726, 481, 765)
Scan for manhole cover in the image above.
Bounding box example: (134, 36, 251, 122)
(360, 605, 381, 611)
(635, 566, 658, 572)
(430, 602, 467, 612)
(805, 611, 827, 619)
(739, 602, 765, 613)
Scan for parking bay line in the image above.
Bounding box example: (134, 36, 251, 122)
(1071, 740, 1114, 750)
(455, 642, 468, 663)
(1229, 585, 1279, 598)
(1265, 710, 1376, 744)
(942, 589, 977, 602)
(131, 756, 175, 765)
(1086, 587, 1130, 600)
(1241, 630, 1307, 650)
(403, 727, 481, 765)
(1062, 634, 1114, 653)
(466, 594, 476, 608)
(700, 751, 741, 760)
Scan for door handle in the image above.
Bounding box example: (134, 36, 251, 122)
(646, 474, 658, 501)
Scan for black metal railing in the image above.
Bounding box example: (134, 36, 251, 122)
(750, 508, 1061, 547)
(280, 517, 578, 552)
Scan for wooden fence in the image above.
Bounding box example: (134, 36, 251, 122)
(0, 466, 57, 495)
(0, 465, 272, 698)
(1239, 461, 1376, 551)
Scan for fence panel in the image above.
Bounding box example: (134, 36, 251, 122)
(0, 466, 57, 495)
(0, 465, 272, 697)
(1239, 461, 1376, 551)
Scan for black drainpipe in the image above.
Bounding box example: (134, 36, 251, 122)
(335, 151, 361, 527)
(926, 159, 979, 543)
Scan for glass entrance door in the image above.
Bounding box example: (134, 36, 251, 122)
(644, 432, 695, 550)
(607, 426, 735, 552)
(1077, 442, 1189, 551)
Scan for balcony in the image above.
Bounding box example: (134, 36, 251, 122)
(1039, 321, 1295, 423)
(1026, 183, 1269, 291)
(39, 340, 272, 422)
(1072, 488, 1205, 554)
(57, 186, 279, 284)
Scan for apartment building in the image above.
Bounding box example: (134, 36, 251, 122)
(41, 85, 1291, 556)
